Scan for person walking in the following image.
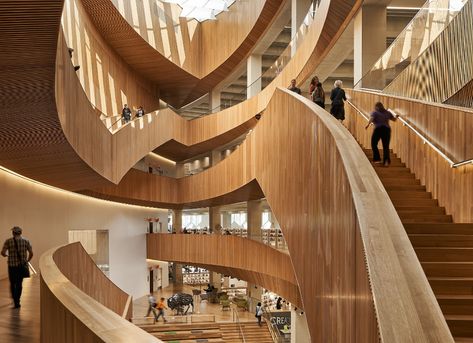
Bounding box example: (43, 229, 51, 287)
(365, 102, 399, 166)
(255, 302, 264, 327)
(156, 297, 168, 323)
(330, 80, 347, 121)
(1, 226, 33, 308)
(146, 294, 159, 321)
(122, 104, 132, 123)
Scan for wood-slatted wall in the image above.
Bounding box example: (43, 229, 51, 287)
(346, 89, 473, 223)
(384, 1, 473, 104)
(147, 234, 302, 308)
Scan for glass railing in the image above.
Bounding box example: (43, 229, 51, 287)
(174, 0, 321, 118)
(356, 0, 468, 90)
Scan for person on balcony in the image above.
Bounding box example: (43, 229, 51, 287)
(1, 226, 33, 309)
(330, 80, 347, 121)
(146, 294, 159, 321)
(365, 101, 398, 166)
(122, 104, 132, 123)
(311, 78, 325, 108)
(136, 106, 144, 118)
(156, 297, 168, 323)
(288, 79, 301, 94)
(309, 76, 319, 96)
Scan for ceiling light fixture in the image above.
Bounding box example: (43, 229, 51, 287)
(160, 0, 236, 22)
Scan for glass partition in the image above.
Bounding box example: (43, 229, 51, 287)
(357, 0, 468, 90)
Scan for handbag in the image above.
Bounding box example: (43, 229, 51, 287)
(13, 238, 30, 278)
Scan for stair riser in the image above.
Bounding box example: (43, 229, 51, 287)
(411, 236, 473, 247)
(423, 264, 473, 277)
(401, 216, 452, 223)
(383, 179, 421, 185)
(389, 192, 432, 199)
(417, 249, 473, 262)
(430, 280, 473, 295)
(405, 224, 473, 235)
(447, 320, 473, 337)
(439, 300, 473, 315)
(392, 200, 439, 208)
(397, 208, 446, 215)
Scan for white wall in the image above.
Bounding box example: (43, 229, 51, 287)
(0, 166, 166, 299)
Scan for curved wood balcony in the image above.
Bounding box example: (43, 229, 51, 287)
(147, 233, 302, 308)
(40, 242, 160, 342)
(78, 0, 285, 107)
(89, 87, 453, 342)
(56, 0, 362, 185)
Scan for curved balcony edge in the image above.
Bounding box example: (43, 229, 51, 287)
(39, 242, 161, 342)
(147, 233, 302, 308)
(89, 87, 453, 342)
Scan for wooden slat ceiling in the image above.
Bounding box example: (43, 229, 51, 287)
(0, 0, 111, 190)
(80, 0, 285, 108)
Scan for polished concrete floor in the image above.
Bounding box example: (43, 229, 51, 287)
(0, 276, 40, 343)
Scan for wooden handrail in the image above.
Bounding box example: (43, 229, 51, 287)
(345, 88, 473, 223)
(40, 243, 160, 342)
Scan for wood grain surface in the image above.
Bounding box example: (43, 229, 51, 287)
(40, 242, 161, 342)
(91, 88, 453, 342)
(346, 89, 473, 223)
(147, 233, 302, 308)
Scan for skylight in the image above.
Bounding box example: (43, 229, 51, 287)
(160, 0, 236, 22)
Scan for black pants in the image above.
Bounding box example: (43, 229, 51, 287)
(8, 266, 24, 306)
(371, 126, 391, 164)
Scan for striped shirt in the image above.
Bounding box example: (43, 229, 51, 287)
(2, 237, 32, 267)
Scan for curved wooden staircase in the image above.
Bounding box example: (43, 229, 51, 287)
(365, 149, 473, 342)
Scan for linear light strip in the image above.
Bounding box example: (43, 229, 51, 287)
(346, 100, 473, 168)
(0, 165, 163, 210)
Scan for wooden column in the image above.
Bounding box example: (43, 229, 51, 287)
(172, 209, 183, 285)
(247, 199, 263, 241)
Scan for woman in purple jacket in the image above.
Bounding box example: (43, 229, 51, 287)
(365, 102, 399, 166)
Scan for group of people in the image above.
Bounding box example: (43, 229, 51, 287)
(288, 77, 347, 121)
(289, 77, 398, 166)
(122, 104, 145, 123)
(146, 295, 168, 323)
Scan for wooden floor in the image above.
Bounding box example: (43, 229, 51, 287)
(0, 276, 40, 343)
(366, 149, 473, 342)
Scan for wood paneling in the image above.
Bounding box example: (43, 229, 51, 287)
(56, 0, 363, 186)
(79, 0, 285, 107)
(109, 0, 272, 80)
(346, 89, 473, 223)
(0, 0, 111, 191)
(147, 233, 302, 308)
(53, 242, 131, 319)
(90, 88, 453, 342)
(384, 1, 473, 103)
(62, 0, 160, 117)
(40, 243, 161, 342)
